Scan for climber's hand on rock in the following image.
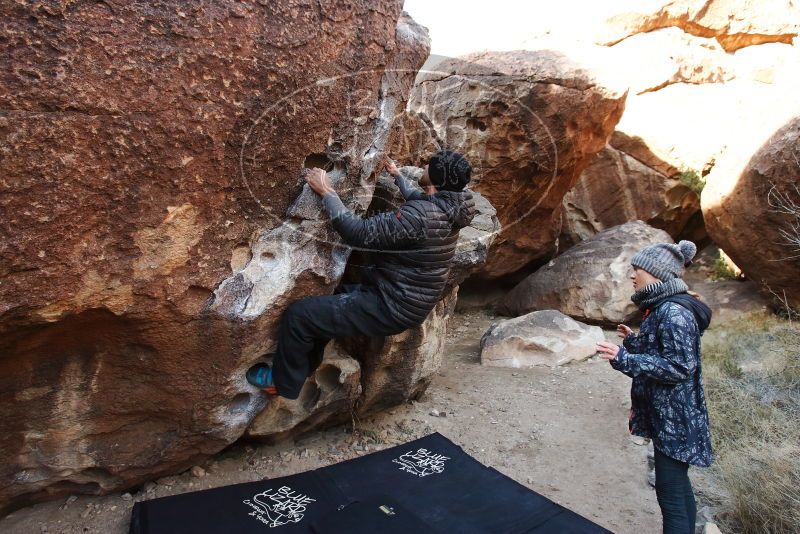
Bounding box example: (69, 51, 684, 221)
(617, 324, 633, 339)
(305, 167, 334, 196)
(596, 341, 620, 360)
(384, 156, 400, 177)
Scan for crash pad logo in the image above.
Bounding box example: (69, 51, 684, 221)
(242, 485, 316, 528)
(392, 448, 450, 477)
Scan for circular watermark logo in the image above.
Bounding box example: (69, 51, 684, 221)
(237, 56, 559, 255)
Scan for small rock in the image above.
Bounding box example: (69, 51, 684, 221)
(60, 494, 77, 510)
(696, 505, 715, 525)
(121, 493, 133, 501)
(429, 409, 446, 417)
(190, 465, 206, 478)
(629, 435, 648, 446)
(143, 482, 157, 493)
(703, 523, 722, 534)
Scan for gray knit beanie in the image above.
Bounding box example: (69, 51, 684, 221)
(631, 240, 697, 281)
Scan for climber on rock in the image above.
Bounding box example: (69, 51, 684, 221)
(245, 150, 476, 399)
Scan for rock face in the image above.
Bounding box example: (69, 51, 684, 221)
(0, 1, 432, 513)
(599, 0, 800, 52)
(399, 50, 627, 278)
(351, 286, 459, 415)
(498, 221, 673, 324)
(690, 280, 771, 326)
(245, 342, 361, 442)
(702, 117, 800, 308)
(559, 9, 800, 291)
(480, 310, 604, 368)
(561, 133, 702, 248)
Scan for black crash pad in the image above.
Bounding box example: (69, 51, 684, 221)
(129, 433, 611, 534)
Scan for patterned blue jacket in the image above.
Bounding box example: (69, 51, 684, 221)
(610, 296, 713, 467)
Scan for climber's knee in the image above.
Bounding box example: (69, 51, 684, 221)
(284, 298, 313, 323)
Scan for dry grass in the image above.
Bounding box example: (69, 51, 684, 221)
(702, 315, 800, 533)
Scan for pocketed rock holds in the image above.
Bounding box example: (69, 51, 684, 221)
(498, 221, 673, 325)
(480, 310, 604, 368)
(246, 343, 362, 442)
(402, 50, 627, 278)
(0, 1, 428, 514)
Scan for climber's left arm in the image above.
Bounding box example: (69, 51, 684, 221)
(304, 167, 426, 250)
(321, 191, 426, 250)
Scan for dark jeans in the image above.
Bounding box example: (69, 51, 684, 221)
(272, 284, 407, 400)
(654, 448, 696, 534)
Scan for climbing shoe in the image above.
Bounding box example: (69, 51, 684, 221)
(246, 362, 278, 395)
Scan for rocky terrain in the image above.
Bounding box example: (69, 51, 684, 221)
(0, 308, 694, 534)
(2, 0, 799, 530)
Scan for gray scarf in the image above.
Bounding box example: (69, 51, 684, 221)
(631, 278, 689, 311)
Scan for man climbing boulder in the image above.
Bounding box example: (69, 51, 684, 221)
(246, 151, 476, 399)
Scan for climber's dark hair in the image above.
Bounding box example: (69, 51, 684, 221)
(428, 150, 471, 192)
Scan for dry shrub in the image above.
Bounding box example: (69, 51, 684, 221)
(703, 316, 800, 533)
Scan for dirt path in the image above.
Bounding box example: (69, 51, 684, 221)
(1, 309, 679, 533)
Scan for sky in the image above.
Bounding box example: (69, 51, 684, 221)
(402, 0, 646, 57)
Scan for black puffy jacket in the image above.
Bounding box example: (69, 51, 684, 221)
(322, 174, 475, 327)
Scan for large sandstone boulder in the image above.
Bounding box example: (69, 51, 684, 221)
(604, 27, 734, 94)
(398, 50, 627, 278)
(591, 2, 800, 191)
(599, 0, 800, 52)
(498, 221, 673, 324)
(480, 310, 604, 368)
(702, 117, 800, 308)
(690, 280, 771, 326)
(561, 133, 702, 248)
(0, 1, 431, 513)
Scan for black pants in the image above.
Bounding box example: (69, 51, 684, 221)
(272, 284, 407, 400)
(654, 448, 696, 534)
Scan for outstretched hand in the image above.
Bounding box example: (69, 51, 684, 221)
(384, 156, 400, 177)
(303, 167, 334, 197)
(596, 341, 620, 361)
(617, 324, 633, 339)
